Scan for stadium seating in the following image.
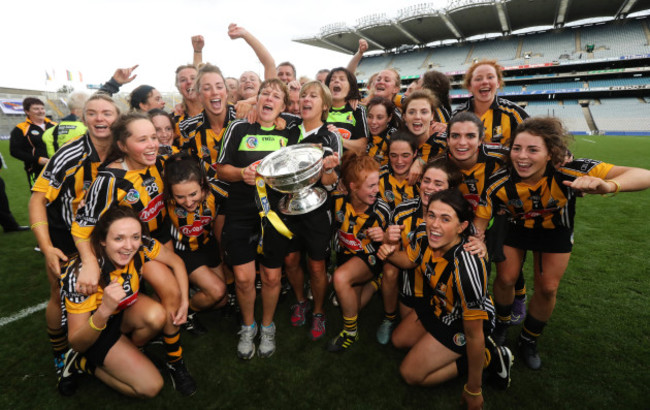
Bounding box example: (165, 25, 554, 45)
(469, 37, 520, 64)
(580, 21, 649, 58)
(524, 80, 584, 91)
(525, 101, 591, 133)
(587, 77, 649, 88)
(518, 30, 577, 65)
(589, 98, 650, 132)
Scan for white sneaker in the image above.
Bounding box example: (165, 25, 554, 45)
(258, 322, 276, 358)
(237, 322, 258, 360)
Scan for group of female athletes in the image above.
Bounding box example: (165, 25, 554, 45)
(25, 27, 650, 408)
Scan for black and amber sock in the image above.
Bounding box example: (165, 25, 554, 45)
(514, 271, 527, 299)
(495, 303, 513, 324)
(164, 330, 183, 363)
(384, 310, 398, 322)
(74, 355, 96, 375)
(342, 315, 358, 335)
(47, 327, 68, 358)
(519, 315, 546, 344)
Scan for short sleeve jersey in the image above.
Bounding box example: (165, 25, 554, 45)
(178, 107, 237, 169)
(217, 119, 301, 213)
(378, 164, 419, 211)
(453, 96, 529, 148)
(72, 159, 167, 239)
(477, 159, 614, 230)
(60, 237, 160, 326)
(392, 197, 428, 299)
(454, 145, 506, 210)
(407, 232, 494, 330)
(327, 103, 368, 143)
(166, 183, 228, 252)
(331, 191, 390, 256)
(32, 133, 101, 232)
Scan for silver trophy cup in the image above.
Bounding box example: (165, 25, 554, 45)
(256, 144, 328, 215)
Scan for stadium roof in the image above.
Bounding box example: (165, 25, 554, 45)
(294, 0, 650, 54)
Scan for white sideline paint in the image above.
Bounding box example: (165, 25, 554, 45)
(0, 301, 47, 328)
(582, 138, 596, 143)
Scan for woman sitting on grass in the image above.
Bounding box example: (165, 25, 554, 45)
(59, 206, 186, 398)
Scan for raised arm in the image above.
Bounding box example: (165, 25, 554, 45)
(346, 39, 368, 74)
(192, 35, 205, 67)
(228, 23, 276, 80)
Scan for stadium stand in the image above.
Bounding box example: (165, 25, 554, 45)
(589, 98, 650, 133)
(524, 80, 585, 91)
(579, 20, 650, 58)
(587, 77, 648, 88)
(525, 101, 591, 133)
(468, 37, 521, 64)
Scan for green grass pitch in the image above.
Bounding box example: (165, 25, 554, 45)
(0, 135, 648, 409)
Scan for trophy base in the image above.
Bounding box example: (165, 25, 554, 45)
(279, 187, 328, 215)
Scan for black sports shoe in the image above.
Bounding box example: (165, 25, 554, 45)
(166, 359, 197, 396)
(518, 338, 542, 370)
(486, 336, 514, 390)
(183, 312, 207, 335)
(491, 321, 508, 346)
(327, 330, 358, 353)
(57, 349, 81, 396)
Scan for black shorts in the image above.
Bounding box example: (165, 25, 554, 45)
(85, 312, 124, 367)
(485, 214, 507, 263)
(504, 224, 573, 253)
(176, 238, 221, 275)
(222, 211, 261, 266)
(336, 251, 383, 277)
(50, 226, 76, 257)
(151, 218, 172, 244)
(262, 204, 332, 268)
(415, 306, 467, 354)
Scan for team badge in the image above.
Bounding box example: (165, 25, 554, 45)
(358, 231, 365, 240)
(175, 207, 188, 218)
(368, 255, 376, 266)
(125, 189, 140, 204)
(508, 199, 523, 208)
(453, 332, 466, 347)
(31, 130, 40, 135)
(202, 146, 210, 157)
(385, 190, 395, 202)
(336, 211, 345, 222)
(257, 179, 265, 188)
(82, 181, 91, 191)
(407, 231, 414, 241)
(246, 136, 258, 149)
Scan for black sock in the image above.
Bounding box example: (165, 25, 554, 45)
(520, 315, 546, 344)
(495, 303, 512, 323)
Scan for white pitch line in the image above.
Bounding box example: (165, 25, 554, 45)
(0, 301, 47, 328)
(582, 138, 596, 143)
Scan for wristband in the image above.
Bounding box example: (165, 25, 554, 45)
(88, 315, 106, 332)
(30, 221, 48, 230)
(463, 384, 482, 396)
(75, 238, 90, 245)
(601, 180, 621, 197)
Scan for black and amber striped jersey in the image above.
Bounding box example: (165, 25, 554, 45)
(477, 159, 614, 230)
(327, 103, 368, 144)
(60, 236, 160, 326)
(366, 127, 398, 166)
(418, 133, 447, 163)
(72, 159, 167, 240)
(332, 191, 390, 256)
(32, 133, 101, 233)
(378, 164, 419, 210)
(454, 145, 506, 210)
(178, 107, 238, 169)
(392, 197, 428, 299)
(436, 106, 451, 125)
(452, 96, 528, 148)
(173, 109, 200, 140)
(166, 184, 227, 252)
(407, 231, 494, 330)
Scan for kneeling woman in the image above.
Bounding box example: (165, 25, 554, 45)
(328, 153, 390, 352)
(379, 190, 513, 409)
(60, 206, 186, 398)
(163, 153, 228, 334)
